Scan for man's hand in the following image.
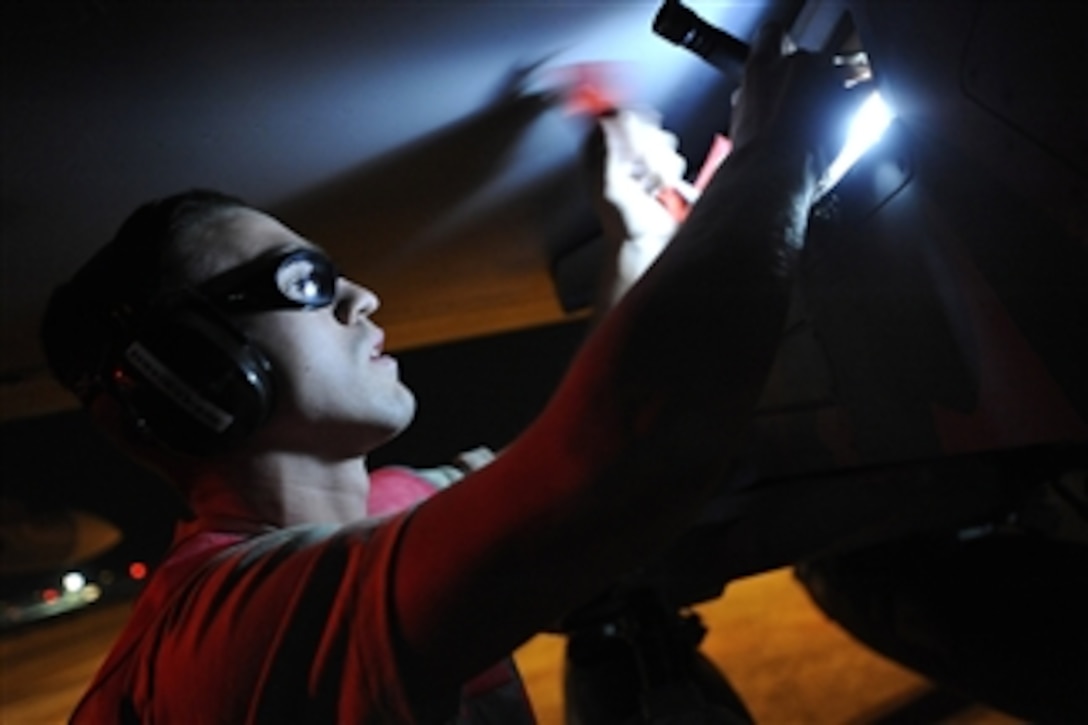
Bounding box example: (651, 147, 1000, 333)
(729, 24, 859, 182)
(589, 109, 690, 304)
(599, 109, 688, 241)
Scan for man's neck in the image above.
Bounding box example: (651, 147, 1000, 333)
(180, 450, 372, 530)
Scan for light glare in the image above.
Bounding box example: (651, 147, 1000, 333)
(62, 571, 86, 593)
(816, 91, 894, 198)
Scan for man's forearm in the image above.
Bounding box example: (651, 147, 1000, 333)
(576, 139, 816, 448)
(484, 142, 820, 640)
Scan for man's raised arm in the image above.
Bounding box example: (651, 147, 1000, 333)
(390, 24, 856, 693)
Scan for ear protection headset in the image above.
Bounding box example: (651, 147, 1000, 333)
(98, 246, 337, 456)
(105, 291, 276, 457)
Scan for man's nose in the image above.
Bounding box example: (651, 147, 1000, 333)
(335, 279, 380, 323)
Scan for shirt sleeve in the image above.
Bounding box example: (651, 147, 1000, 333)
(368, 447, 496, 515)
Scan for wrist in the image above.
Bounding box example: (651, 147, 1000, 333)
(684, 138, 821, 257)
(727, 138, 822, 200)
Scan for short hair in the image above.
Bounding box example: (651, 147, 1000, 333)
(40, 189, 249, 404)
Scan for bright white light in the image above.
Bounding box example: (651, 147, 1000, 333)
(62, 571, 86, 594)
(816, 91, 894, 199)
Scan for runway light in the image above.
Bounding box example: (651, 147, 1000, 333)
(816, 91, 894, 198)
(62, 571, 86, 594)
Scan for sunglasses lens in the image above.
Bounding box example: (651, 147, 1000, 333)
(275, 252, 336, 307)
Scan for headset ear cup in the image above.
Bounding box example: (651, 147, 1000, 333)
(109, 298, 275, 456)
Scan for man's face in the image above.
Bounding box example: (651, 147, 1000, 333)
(191, 208, 416, 457)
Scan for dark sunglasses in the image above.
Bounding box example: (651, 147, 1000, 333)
(199, 248, 340, 313)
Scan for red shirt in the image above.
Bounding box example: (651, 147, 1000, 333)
(70, 466, 533, 723)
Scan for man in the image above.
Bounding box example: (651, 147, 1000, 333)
(44, 26, 853, 723)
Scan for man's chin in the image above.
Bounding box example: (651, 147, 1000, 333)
(376, 397, 418, 446)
